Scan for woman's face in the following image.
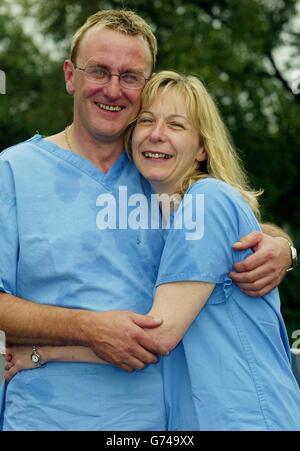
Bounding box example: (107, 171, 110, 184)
(132, 89, 207, 194)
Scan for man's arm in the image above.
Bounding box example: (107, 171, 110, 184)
(229, 223, 293, 296)
(261, 222, 293, 243)
(0, 292, 167, 371)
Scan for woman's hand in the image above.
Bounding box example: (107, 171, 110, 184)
(3, 344, 107, 382)
(4, 345, 40, 382)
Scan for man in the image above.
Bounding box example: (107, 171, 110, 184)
(0, 10, 295, 431)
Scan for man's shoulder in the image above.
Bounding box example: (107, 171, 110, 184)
(0, 135, 42, 160)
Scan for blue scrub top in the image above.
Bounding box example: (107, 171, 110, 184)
(157, 178, 300, 431)
(0, 135, 167, 431)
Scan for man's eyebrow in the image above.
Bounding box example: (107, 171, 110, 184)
(122, 67, 145, 74)
(85, 61, 109, 68)
(85, 60, 144, 74)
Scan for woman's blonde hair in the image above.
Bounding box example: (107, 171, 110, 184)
(70, 9, 157, 70)
(127, 70, 262, 218)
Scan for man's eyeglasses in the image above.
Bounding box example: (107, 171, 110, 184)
(74, 62, 149, 90)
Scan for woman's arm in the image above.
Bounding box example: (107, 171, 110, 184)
(4, 286, 212, 381)
(146, 281, 215, 352)
(4, 345, 107, 382)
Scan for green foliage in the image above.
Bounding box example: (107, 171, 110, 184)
(1, 0, 299, 339)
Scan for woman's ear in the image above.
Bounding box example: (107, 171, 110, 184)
(64, 60, 76, 95)
(196, 145, 207, 163)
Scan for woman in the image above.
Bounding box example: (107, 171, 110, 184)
(4, 71, 300, 430)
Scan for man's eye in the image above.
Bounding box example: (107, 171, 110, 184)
(122, 73, 139, 82)
(88, 66, 107, 78)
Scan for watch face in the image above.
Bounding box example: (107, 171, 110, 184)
(32, 354, 39, 363)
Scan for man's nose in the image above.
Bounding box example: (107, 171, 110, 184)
(103, 75, 122, 99)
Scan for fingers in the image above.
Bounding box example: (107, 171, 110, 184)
(137, 331, 168, 356)
(115, 342, 163, 371)
(4, 362, 14, 371)
(230, 263, 271, 284)
(121, 343, 158, 368)
(132, 314, 162, 329)
(4, 353, 12, 362)
(237, 274, 279, 297)
(4, 361, 21, 382)
(231, 262, 283, 296)
(129, 317, 168, 356)
(89, 311, 167, 371)
(232, 232, 263, 251)
(4, 366, 19, 382)
(125, 329, 161, 362)
(4, 346, 13, 362)
(118, 356, 147, 372)
(231, 233, 289, 296)
(99, 345, 157, 372)
(131, 344, 159, 365)
(118, 363, 134, 372)
(239, 282, 277, 297)
(4, 371, 12, 382)
(233, 250, 270, 273)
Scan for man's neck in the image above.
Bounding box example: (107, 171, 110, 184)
(45, 124, 124, 173)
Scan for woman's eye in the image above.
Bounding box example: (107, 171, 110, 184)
(137, 117, 153, 124)
(170, 122, 185, 129)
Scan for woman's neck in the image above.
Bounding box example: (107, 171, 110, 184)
(151, 183, 182, 225)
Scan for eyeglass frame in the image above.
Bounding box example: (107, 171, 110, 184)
(73, 61, 150, 90)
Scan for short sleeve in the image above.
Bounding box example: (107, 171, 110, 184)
(0, 158, 19, 295)
(156, 179, 260, 288)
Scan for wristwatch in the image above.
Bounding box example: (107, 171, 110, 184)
(286, 243, 298, 272)
(31, 345, 42, 367)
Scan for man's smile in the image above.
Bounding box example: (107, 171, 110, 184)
(94, 102, 124, 112)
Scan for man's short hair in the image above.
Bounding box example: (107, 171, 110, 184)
(70, 9, 157, 70)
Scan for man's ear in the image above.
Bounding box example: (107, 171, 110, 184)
(64, 60, 75, 95)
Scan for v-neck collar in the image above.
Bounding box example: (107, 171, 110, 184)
(28, 134, 129, 188)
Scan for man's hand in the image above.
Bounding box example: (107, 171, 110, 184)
(229, 232, 291, 297)
(82, 310, 168, 372)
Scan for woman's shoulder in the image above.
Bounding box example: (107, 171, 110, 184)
(184, 178, 259, 231)
(186, 177, 242, 203)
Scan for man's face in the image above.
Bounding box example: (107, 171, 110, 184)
(65, 26, 152, 146)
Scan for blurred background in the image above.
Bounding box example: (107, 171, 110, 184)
(0, 0, 299, 356)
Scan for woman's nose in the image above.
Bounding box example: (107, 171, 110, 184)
(148, 122, 166, 142)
